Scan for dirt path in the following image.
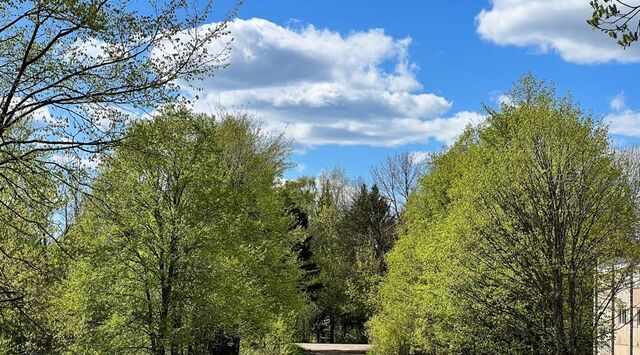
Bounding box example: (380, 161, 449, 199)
(294, 343, 370, 354)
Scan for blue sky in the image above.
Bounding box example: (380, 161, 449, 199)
(197, 0, 640, 180)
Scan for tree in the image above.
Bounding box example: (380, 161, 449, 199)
(464, 76, 639, 354)
(308, 169, 351, 343)
(281, 178, 323, 343)
(371, 152, 424, 219)
(0, 0, 237, 149)
(0, 0, 238, 272)
(588, 0, 640, 47)
(307, 174, 397, 344)
(0, 122, 70, 352)
(0, 1, 239, 347)
(338, 184, 395, 342)
(0, 152, 64, 352)
(619, 146, 640, 206)
(370, 137, 474, 354)
(342, 184, 396, 269)
(371, 75, 640, 354)
(282, 177, 321, 298)
(52, 108, 303, 354)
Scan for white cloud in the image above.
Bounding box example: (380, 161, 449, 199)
(276, 111, 484, 147)
(184, 18, 478, 147)
(611, 91, 627, 111)
(410, 151, 431, 164)
(476, 0, 640, 64)
(52, 153, 101, 170)
(607, 110, 640, 137)
(606, 91, 640, 137)
(490, 91, 514, 106)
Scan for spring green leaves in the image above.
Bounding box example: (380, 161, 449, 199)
(371, 75, 640, 354)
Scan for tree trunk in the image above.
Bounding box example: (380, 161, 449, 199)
(233, 336, 240, 354)
(329, 314, 335, 343)
(145, 286, 160, 355)
(613, 265, 616, 355)
(341, 316, 347, 342)
(569, 272, 577, 354)
(171, 312, 182, 355)
(594, 266, 598, 355)
(630, 270, 634, 355)
(553, 264, 567, 355)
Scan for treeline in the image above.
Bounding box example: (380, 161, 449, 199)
(1, 70, 639, 355)
(4, 74, 640, 355)
(0, 104, 421, 353)
(1, 6, 639, 350)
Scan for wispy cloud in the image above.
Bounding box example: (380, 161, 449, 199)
(610, 91, 627, 111)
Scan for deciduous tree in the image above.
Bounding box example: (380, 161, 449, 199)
(371, 75, 640, 354)
(53, 108, 303, 354)
(371, 152, 424, 219)
(0, 0, 239, 305)
(588, 0, 640, 47)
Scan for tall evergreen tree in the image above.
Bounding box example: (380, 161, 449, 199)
(342, 184, 396, 268)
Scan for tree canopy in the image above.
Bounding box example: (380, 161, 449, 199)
(370, 74, 640, 354)
(0, 108, 305, 353)
(0, 0, 238, 271)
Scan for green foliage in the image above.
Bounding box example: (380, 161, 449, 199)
(0, 1, 239, 259)
(371, 74, 640, 354)
(369, 135, 475, 354)
(281, 167, 399, 344)
(0, 3, 241, 349)
(305, 170, 396, 343)
(0, 119, 66, 353)
(588, 0, 640, 47)
(50, 108, 304, 354)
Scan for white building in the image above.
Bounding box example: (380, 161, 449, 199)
(598, 269, 640, 355)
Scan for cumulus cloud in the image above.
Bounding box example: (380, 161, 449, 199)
(607, 110, 640, 137)
(476, 0, 640, 64)
(184, 18, 478, 147)
(605, 91, 640, 138)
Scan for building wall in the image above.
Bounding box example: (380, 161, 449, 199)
(599, 274, 640, 355)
